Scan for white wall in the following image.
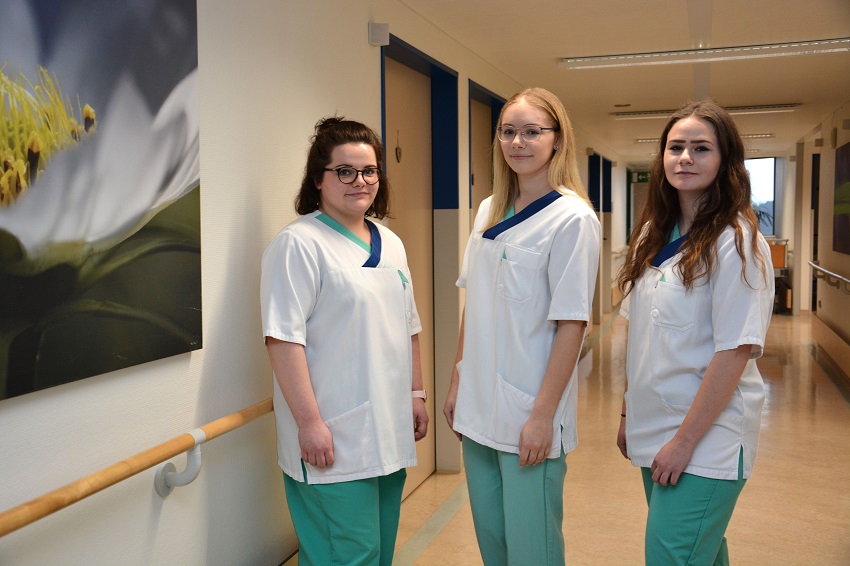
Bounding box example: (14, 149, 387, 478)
(813, 101, 850, 342)
(0, 1, 522, 564)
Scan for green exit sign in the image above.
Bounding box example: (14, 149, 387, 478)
(633, 171, 650, 183)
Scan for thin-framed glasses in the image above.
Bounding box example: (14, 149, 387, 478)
(497, 125, 558, 143)
(323, 166, 380, 185)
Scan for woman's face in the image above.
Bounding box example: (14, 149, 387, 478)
(317, 142, 379, 223)
(499, 100, 558, 184)
(663, 115, 722, 198)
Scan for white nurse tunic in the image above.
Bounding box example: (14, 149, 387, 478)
(453, 189, 601, 457)
(261, 211, 422, 484)
(621, 223, 774, 480)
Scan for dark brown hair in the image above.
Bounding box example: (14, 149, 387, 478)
(295, 117, 391, 218)
(617, 99, 765, 293)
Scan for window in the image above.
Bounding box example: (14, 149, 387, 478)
(745, 158, 775, 235)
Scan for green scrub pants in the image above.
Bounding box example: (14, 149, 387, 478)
(283, 467, 407, 566)
(641, 451, 746, 566)
(462, 437, 567, 566)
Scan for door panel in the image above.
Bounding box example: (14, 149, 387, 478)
(383, 57, 436, 495)
(470, 98, 493, 217)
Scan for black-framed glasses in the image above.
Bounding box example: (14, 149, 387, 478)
(497, 125, 558, 143)
(323, 166, 380, 185)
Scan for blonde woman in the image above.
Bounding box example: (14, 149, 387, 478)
(444, 88, 600, 565)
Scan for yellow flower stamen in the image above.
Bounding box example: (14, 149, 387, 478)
(1, 168, 18, 204)
(27, 131, 41, 184)
(84, 104, 96, 133)
(0, 63, 96, 207)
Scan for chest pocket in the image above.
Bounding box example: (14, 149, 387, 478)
(497, 244, 541, 304)
(651, 281, 696, 331)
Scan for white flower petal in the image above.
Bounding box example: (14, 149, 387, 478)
(0, 69, 199, 274)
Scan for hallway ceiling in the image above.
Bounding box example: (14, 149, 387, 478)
(399, 0, 850, 168)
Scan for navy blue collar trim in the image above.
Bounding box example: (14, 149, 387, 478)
(651, 233, 689, 267)
(362, 219, 382, 268)
(482, 190, 562, 240)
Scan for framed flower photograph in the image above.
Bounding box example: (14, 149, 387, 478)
(0, 0, 201, 399)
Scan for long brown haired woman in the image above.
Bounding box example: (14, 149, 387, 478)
(616, 99, 774, 565)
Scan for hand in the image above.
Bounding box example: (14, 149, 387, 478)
(650, 437, 695, 486)
(518, 414, 553, 467)
(413, 398, 429, 441)
(616, 416, 629, 459)
(298, 420, 334, 468)
(443, 372, 462, 441)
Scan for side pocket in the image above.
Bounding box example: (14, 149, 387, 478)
(662, 396, 745, 445)
(489, 374, 537, 446)
(305, 401, 378, 479)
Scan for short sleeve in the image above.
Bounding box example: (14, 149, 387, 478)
(710, 229, 774, 358)
(456, 232, 475, 289)
(619, 289, 631, 320)
(260, 230, 321, 346)
(547, 206, 601, 322)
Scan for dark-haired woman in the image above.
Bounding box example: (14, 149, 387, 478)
(616, 100, 774, 565)
(261, 117, 428, 566)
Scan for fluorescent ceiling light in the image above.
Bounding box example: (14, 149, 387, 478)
(612, 104, 800, 120)
(636, 134, 773, 144)
(560, 38, 850, 69)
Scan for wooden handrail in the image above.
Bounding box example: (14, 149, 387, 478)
(0, 397, 273, 538)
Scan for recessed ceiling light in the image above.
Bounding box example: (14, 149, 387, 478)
(741, 133, 775, 139)
(559, 38, 850, 69)
(634, 138, 660, 144)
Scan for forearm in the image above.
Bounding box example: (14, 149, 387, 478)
(530, 320, 586, 420)
(411, 334, 424, 391)
(443, 310, 465, 438)
(266, 337, 323, 427)
(674, 344, 752, 448)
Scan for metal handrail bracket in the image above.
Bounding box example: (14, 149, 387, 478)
(155, 428, 207, 497)
(809, 261, 850, 295)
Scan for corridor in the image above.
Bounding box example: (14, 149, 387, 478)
(391, 312, 850, 565)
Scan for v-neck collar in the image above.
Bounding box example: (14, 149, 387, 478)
(651, 232, 689, 267)
(316, 213, 382, 267)
(482, 190, 561, 240)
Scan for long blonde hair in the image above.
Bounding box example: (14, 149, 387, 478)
(486, 87, 589, 230)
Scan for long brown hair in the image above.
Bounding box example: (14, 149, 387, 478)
(295, 117, 391, 219)
(486, 87, 589, 230)
(617, 99, 765, 294)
